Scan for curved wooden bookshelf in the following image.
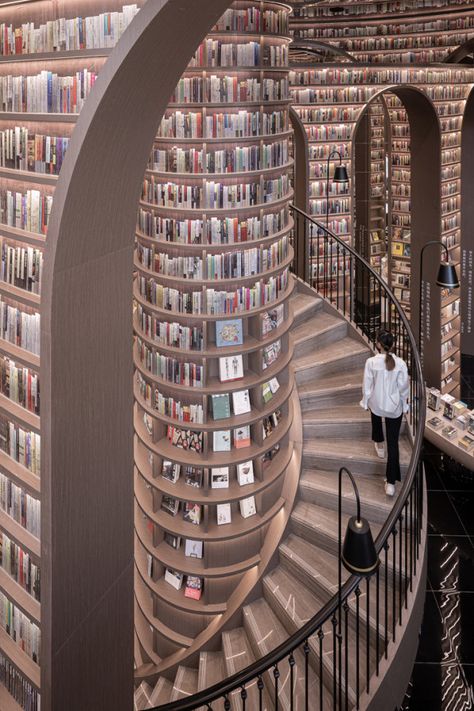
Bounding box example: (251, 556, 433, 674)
(133, 0, 297, 677)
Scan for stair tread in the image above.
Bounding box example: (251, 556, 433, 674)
(222, 627, 272, 710)
(198, 651, 226, 692)
(264, 565, 326, 629)
(303, 404, 371, 423)
(292, 310, 345, 344)
(291, 292, 322, 319)
(303, 435, 412, 466)
(300, 468, 395, 511)
(134, 681, 153, 710)
(292, 500, 383, 539)
(298, 369, 364, 396)
(149, 677, 173, 706)
(280, 533, 346, 593)
(294, 337, 369, 372)
(170, 666, 198, 701)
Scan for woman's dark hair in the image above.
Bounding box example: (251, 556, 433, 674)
(378, 330, 395, 371)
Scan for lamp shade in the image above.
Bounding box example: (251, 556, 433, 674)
(436, 261, 460, 289)
(342, 515, 379, 576)
(333, 165, 349, 183)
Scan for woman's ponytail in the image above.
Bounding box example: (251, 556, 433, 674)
(378, 330, 395, 371)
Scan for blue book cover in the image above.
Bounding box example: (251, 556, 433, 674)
(216, 318, 243, 347)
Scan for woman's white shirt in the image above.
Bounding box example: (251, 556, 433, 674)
(360, 353, 409, 418)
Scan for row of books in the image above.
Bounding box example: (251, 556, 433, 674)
(142, 179, 262, 210)
(0, 5, 139, 55)
(150, 140, 289, 175)
(161, 493, 257, 524)
(0, 590, 40, 663)
(138, 237, 288, 280)
(0, 355, 40, 415)
(0, 127, 69, 175)
(139, 269, 288, 315)
(289, 66, 472, 87)
(0, 69, 98, 115)
(171, 76, 288, 105)
(189, 40, 288, 69)
(0, 242, 42, 294)
(441, 182, 461, 198)
(0, 298, 40, 355)
(0, 417, 41, 475)
(305, 125, 353, 141)
(158, 109, 287, 139)
(309, 182, 349, 197)
(310, 28, 474, 51)
(136, 342, 204, 387)
(308, 143, 349, 160)
(137, 308, 204, 351)
(0, 652, 40, 711)
(163, 568, 203, 600)
(213, 7, 288, 34)
(0, 188, 52, 235)
(0, 531, 40, 601)
(137, 209, 287, 245)
(0, 472, 40, 537)
(292, 0, 468, 17)
(309, 198, 351, 216)
(137, 373, 204, 424)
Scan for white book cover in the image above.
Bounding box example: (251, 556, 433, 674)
(237, 460, 254, 486)
(232, 389, 251, 415)
(211, 467, 230, 488)
(164, 568, 183, 590)
(185, 539, 203, 558)
(217, 503, 232, 525)
(269, 377, 280, 394)
(239, 495, 257, 519)
(219, 354, 244, 382)
(213, 430, 231, 452)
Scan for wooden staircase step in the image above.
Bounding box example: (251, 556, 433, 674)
(292, 311, 348, 358)
(222, 627, 272, 710)
(299, 468, 394, 524)
(302, 435, 412, 475)
(170, 666, 199, 702)
(198, 651, 226, 710)
(243, 597, 333, 711)
(149, 677, 173, 706)
(134, 681, 153, 710)
(290, 292, 323, 326)
(294, 338, 369, 384)
(298, 369, 364, 410)
(303, 405, 373, 438)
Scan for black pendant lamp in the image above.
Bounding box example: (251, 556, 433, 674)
(436, 261, 460, 289)
(333, 164, 349, 183)
(342, 515, 379, 576)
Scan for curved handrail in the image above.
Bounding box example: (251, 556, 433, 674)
(152, 207, 426, 711)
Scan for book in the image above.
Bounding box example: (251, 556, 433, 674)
(469, 412, 474, 435)
(167, 426, 203, 453)
(183, 502, 202, 525)
(184, 575, 202, 600)
(164, 532, 182, 550)
(184, 466, 203, 488)
(262, 340, 281, 370)
(239, 495, 256, 518)
(147, 554, 153, 578)
(269, 377, 280, 394)
(161, 495, 180, 516)
(262, 444, 280, 467)
(234, 425, 251, 449)
(456, 415, 469, 431)
(262, 381, 273, 403)
(143, 412, 153, 436)
(215, 318, 243, 347)
(262, 305, 284, 336)
(219, 354, 244, 382)
(211, 393, 231, 420)
(213, 429, 231, 452)
(442, 395, 456, 420)
(164, 568, 183, 590)
(237, 460, 254, 486)
(441, 425, 457, 439)
(232, 389, 251, 415)
(211, 467, 230, 488)
(161, 460, 181, 484)
(459, 433, 474, 451)
(185, 539, 203, 558)
(427, 388, 441, 411)
(391, 242, 403, 257)
(427, 417, 443, 429)
(217, 503, 232, 525)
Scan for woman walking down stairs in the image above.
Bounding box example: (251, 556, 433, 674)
(134, 280, 413, 710)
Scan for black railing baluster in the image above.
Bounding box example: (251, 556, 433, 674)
(409, 489, 414, 592)
(392, 528, 397, 642)
(384, 542, 389, 659)
(366, 577, 370, 694)
(404, 502, 409, 609)
(375, 567, 380, 676)
(355, 586, 361, 710)
(273, 664, 280, 711)
(224, 695, 230, 711)
(332, 613, 338, 711)
(257, 676, 264, 711)
(317, 631, 324, 711)
(303, 639, 310, 711)
(240, 686, 247, 711)
(399, 514, 403, 624)
(289, 654, 295, 711)
(344, 601, 349, 711)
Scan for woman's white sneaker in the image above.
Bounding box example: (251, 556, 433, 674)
(385, 482, 395, 497)
(374, 442, 385, 458)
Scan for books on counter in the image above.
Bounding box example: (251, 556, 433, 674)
(183, 502, 202, 525)
(232, 389, 251, 415)
(442, 394, 456, 420)
(240, 495, 256, 519)
(211, 467, 229, 488)
(215, 318, 243, 347)
(459, 433, 474, 451)
(237, 460, 254, 486)
(213, 429, 231, 452)
(165, 568, 183, 590)
(185, 539, 203, 558)
(161, 460, 181, 484)
(427, 417, 443, 430)
(184, 575, 203, 600)
(234, 425, 251, 449)
(428, 387, 441, 411)
(219, 355, 244, 382)
(217, 502, 232, 525)
(211, 393, 231, 420)
(441, 425, 457, 440)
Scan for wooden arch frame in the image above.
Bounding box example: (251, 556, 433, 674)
(41, 1, 231, 709)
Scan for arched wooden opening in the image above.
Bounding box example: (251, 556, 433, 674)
(289, 106, 309, 280)
(41, 1, 232, 709)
